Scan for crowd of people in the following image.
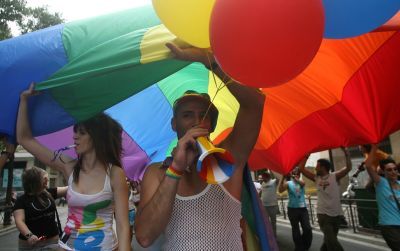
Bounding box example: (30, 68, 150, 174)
(0, 41, 398, 251)
(255, 145, 399, 251)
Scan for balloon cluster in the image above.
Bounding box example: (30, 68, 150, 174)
(153, 0, 399, 88)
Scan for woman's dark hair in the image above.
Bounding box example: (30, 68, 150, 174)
(317, 158, 331, 172)
(72, 113, 123, 183)
(22, 167, 50, 207)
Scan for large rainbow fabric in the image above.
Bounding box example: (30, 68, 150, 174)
(1, 5, 400, 179)
(242, 166, 278, 251)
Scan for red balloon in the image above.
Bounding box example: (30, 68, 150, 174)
(210, 0, 325, 87)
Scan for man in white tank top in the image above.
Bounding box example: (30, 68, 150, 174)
(299, 148, 352, 251)
(134, 43, 265, 250)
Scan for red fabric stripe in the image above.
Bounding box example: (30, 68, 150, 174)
(250, 31, 400, 174)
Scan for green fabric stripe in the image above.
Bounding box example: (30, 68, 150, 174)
(158, 63, 209, 156)
(47, 58, 189, 121)
(63, 6, 160, 60)
(157, 62, 209, 105)
(35, 6, 191, 121)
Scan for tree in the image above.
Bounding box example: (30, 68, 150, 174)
(0, 0, 64, 40)
(17, 5, 64, 34)
(0, 0, 26, 40)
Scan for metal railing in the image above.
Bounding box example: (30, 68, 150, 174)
(0, 204, 14, 226)
(278, 196, 381, 234)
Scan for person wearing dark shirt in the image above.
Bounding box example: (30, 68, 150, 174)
(13, 167, 67, 250)
(0, 135, 16, 176)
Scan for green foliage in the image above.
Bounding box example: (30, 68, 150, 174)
(0, 0, 64, 40)
(0, 22, 13, 40)
(0, 0, 26, 40)
(17, 6, 64, 34)
(0, 0, 26, 23)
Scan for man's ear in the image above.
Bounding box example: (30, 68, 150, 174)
(171, 117, 177, 132)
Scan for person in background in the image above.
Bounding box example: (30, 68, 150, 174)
(17, 84, 131, 251)
(13, 167, 67, 250)
(0, 135, 16, 175)
(358, 144, 392, 191)
(365, 144, 400, 251)
(128, 180, 141, 241)
(279, 166, 312, 251)
(260, 171, 279, 237)
(254, 174, 263, 195)
(299, 147, 352, 251)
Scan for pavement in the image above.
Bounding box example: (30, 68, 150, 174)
(276, 217, 389, 250)
(1, 206, 389, 250)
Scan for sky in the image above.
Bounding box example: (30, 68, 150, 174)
(26, 0, 152, 22)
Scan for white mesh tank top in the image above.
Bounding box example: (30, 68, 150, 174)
(164, 184, 243, 251)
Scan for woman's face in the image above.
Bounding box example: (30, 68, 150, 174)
(42, 173, 49, 189)
(73, 126, 93, 155)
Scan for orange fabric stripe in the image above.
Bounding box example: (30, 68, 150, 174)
(258, 31, 395, 149)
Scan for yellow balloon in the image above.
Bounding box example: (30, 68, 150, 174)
(152, 0, 216, 48)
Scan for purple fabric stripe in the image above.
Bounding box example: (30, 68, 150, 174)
(36, 127, 149, 180)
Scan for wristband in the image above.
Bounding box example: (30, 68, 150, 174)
(165, 165, 183, 180)
(25, 232, 33, 239)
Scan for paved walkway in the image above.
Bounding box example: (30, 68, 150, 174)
(1, 206, 388, 250)
(276, 216, 389, 250)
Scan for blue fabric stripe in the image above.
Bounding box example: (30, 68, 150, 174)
(0, 24, 73, 137)
(106, 84, 175, 163)
(217, 156, 234, 177)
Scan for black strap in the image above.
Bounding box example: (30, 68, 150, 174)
(46, 188, 63, 237)
(55, 206, 63, 237)
(389, 182, 400, 212)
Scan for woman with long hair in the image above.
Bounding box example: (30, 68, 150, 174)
(17, 83, 130, 251)
(13, 167, 67, 250)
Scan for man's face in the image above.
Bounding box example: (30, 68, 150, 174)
(172, 100, 212, 139)
(258, 175, 263, 182)
(383, 163, 399, 180)
(316, 162, 323, 176)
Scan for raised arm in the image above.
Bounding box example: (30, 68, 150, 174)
(166, 43, 264, 168)
(135, 127, 209, 247)
(56, 186, 68, 198)
(278, 175, 288, 193)
(166, 43, 265, 199)
(335, 147, 352, 181)
(16, 83, 73, 179)
(364, 144, 381, 184)
(298, 156, 315, 182)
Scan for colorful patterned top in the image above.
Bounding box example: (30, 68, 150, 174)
(59, 169, 117, 250)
